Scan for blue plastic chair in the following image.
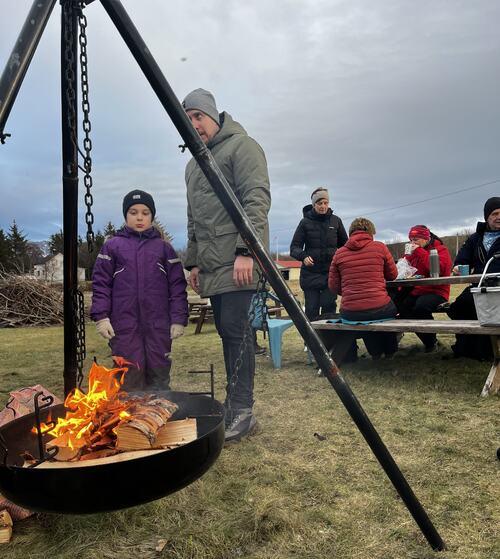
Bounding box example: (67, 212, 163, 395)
(267, 318, 294, 368)
(250, 292, 294, 368)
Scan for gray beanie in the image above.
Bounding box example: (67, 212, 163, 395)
(182, 88, 220, 126)
(311, 188, 329, 205)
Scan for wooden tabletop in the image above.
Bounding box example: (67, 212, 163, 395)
(386, 274, 487, 288)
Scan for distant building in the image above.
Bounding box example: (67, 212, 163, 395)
(276, 260, 301, 281)
(33, 253, 86, 282)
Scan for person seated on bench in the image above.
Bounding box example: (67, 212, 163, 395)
(328, 217, 398, 361)
(447, 197, 500, 360)
(393, 225, 452, 353)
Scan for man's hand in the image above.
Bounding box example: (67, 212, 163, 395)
(233, 255, 254, 286)
(303, 256, 314, 266)
(189, 267, 200, 293)
(170, 324, 185, 339)
(96, 318, 115, 340)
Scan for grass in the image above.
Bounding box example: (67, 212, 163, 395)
(0, 287, 499, 559)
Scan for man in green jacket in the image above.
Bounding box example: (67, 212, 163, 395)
(183, 88, 271, 443)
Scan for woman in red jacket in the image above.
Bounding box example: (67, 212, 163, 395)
(395, 225, 452, 352)
(329, 217, 398, 360)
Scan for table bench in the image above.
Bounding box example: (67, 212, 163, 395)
(311, 319, 500, 396)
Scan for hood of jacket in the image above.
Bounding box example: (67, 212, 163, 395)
(207, 112, 247, 150)
(302, 204, 333, 221)
(344, 231, 373, 251)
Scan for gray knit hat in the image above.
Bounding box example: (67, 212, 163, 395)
(182, 88, 220, 126)
(123, 189, 156, 219)
(311, 188, 329, 205)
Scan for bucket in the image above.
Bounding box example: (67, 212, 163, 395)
(470, 255, 500, 326)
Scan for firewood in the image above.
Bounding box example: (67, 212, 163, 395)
(0, 509, 13, 544)
(79, 448, 118, 461)
(46, 433, 83, 461)
(155, 418, 197, 448)
(115, 400, 178, 451)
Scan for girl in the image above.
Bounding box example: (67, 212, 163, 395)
(91, 189, 188, 391)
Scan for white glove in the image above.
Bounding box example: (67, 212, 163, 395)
(170, 324, 185, 339)
(96, 318, 115, 340)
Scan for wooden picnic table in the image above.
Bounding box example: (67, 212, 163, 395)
(386, 274, 485, 288)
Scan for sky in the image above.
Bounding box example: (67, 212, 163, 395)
(1, 0, 499, 252)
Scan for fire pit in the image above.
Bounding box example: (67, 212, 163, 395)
(0, 362, 225, 514)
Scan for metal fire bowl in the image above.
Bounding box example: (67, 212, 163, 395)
(0, 391, 225, 514)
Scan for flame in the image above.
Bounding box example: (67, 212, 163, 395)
(40, 360, 133, 449)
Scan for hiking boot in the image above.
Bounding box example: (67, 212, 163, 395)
(224, 408, 257, 443)
(254, 344, 266, 355)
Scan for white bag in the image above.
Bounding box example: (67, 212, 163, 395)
(471, 256, 500, 326)
(396, 258, 417, 280)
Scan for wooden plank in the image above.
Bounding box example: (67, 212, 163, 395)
(386, 274, 488, 287)
(311, 319, 500, 335)
(35, 448, 168, 469)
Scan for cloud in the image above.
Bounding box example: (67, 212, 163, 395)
(1, 0, 499, 253)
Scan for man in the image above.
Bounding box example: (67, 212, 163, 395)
(447, 196, 500, 359)
(182, 88, 271, 442)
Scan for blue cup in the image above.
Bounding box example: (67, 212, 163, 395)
(458, 264, 470, 276)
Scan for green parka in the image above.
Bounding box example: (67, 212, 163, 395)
(184, 112, 271, 297)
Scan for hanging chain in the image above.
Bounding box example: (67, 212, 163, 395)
(72, 287, 86, 388)
(226, 270, 267, 411)
(63, 1, 94, 386)
(76, 2, 95, 253)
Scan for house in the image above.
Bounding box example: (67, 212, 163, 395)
(276, 260, 301, 281)
(33, 253, 86, 282)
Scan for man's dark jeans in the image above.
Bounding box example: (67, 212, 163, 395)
(211, 290, 255, 410)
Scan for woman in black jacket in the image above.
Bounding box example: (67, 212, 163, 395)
(290, 188, 347, 320)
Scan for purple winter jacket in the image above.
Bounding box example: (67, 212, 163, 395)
(91, 226, 188, 340)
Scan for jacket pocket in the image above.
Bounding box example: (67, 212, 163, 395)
(198, 223, 238, 273)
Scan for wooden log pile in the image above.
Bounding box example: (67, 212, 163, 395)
(0, 272, 63, 327)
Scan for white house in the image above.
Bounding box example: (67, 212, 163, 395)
(33, 253, 86, 282)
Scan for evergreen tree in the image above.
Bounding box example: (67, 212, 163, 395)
(0, 229, 10, 269)
(48, 229, 64, 255)
(7, 221, 29, 272)
(103, 221, 116, 239)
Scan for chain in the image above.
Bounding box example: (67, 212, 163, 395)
(72, 288, 87, 388)
(226, 270, 267, 410)
(62, 1, 96, 253)
(63, 1, 78, 171)
(76, 2, 95, 253)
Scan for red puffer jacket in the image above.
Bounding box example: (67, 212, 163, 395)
(328, 231, 397, 312)
(404, 238, 452, 299)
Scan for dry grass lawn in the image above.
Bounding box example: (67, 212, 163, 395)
(0, 285, 499, 558)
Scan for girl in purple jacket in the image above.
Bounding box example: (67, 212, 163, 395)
(91, 189, 188, 391)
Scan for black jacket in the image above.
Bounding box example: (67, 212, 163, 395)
(455, 222, 500, 274)
(290, 205, 347, 290)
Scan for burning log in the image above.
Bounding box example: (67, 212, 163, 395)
(0, 509, 13, 544)
(34, 361, 196, 462)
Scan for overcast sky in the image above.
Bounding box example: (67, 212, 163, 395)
(1, 0, 499, 252)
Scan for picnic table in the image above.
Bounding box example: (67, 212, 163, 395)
(312, 274, 500, 396)
(386, 273, 485, 288)
(187, 295, 213, 334)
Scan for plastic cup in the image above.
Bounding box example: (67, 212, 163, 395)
(458, 264, 470, 276)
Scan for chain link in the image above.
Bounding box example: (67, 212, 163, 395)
(226, 270, 267, 411)
(72, 288, 86, 388)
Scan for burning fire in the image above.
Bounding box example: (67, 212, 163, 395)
(36, 359, 132, 450)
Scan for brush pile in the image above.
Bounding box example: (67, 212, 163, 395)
(0, 272, 63, 327)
